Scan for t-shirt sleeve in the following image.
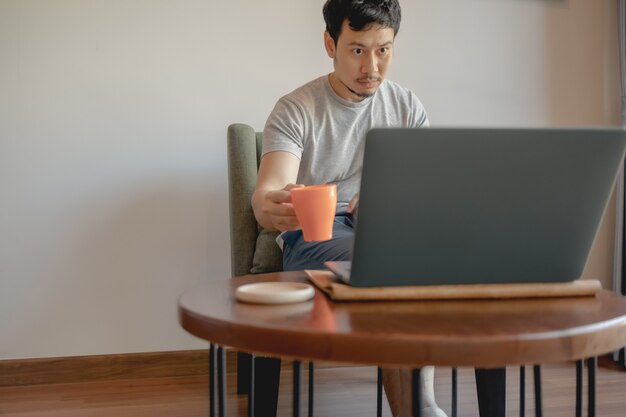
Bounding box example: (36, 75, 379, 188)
(410, 91, 430, 128)
(262, 97, 305, 159)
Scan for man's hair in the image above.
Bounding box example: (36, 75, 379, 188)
(323, 0, 401, 44)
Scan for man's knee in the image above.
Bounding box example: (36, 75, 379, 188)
(282, 219, 354, 270)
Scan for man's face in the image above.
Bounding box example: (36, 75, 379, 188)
(325, 19, 395, 102)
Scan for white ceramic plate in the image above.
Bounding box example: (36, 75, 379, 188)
(235, 282, 315, 305)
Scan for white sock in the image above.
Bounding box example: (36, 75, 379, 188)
(382, 366, 447, 417)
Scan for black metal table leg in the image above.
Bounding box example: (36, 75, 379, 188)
(209, 344, 216, 417)
(520, 366, 525, 417)
(576, 359, 583, 417)
(308, 362, 314, 417)
(412, 368, 422, 417)
(587, 357, 597, 417)
(293, 361, 302, 417)
(248, 354, 255, 417)
(533, 365, 542, 417)
(452, 368, 458, 417)
(217, 346, 227, 417)
(377, 367, 383, 417)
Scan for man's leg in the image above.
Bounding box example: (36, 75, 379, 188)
(475, 368, 506, 417)
(283, 215, 446, 417)
(382, 367, 447, 417)
(244, 215, 354, 417)
(282, 214, 355, 270)
(253, 356, 281, 417)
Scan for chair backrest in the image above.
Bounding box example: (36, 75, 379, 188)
(227, 123, 283, 276)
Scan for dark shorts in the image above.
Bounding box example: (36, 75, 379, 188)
(282, 214, 355, 271)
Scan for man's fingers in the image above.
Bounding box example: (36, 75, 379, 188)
(262, 185, 306, 231)
(284, 183, 305, 191)
(267, 184, 304, 204)
(263, 202, 296, 217)
(347, 192, 360, 213)
(272, 215, 301, 231)
(266, 189, 292, 204)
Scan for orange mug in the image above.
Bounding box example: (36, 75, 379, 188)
(290, 184, 337, 242)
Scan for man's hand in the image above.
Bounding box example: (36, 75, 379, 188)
(347, 192, 359, 214)
(261, 183, 304, 231)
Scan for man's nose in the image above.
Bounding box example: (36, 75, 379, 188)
(361, 53, 378, 74)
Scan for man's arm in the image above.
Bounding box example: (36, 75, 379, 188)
(252, 151, 302, 231)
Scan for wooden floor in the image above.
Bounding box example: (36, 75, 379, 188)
(1, 359, 625, 417)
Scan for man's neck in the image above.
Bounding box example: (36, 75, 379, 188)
(328, 73, 370, 102)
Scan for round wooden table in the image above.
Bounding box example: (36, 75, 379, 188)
(178, 271, 626, 417)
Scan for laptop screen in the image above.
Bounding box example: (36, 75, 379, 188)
(347, 127, 626, 287)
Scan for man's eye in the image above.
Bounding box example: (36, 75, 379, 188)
(379, 47, 389, 54)
(353, 48, 363, 55)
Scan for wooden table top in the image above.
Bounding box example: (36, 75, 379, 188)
(178, 271, 626, 368)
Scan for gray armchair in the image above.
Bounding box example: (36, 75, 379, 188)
(226, 123, 283, 416)
(227, 123, 283, 276)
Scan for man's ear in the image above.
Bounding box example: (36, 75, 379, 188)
(324, 31, 336, 59)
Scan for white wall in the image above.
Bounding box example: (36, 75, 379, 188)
(0, 0, 620, 360)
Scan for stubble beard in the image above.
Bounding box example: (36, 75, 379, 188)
(341, 76, 380, 100)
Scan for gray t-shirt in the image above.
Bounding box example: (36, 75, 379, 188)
(263, 75, 429, 211)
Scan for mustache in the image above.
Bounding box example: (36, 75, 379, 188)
(357, 76, 382, 82)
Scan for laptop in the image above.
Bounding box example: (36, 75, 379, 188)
(325, 127, 626, 287)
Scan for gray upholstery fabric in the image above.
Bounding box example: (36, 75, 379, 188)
(227, 124, 283, 276)
(251, 228, 283, 274)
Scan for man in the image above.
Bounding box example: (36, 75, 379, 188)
(252, 2, 446, 416)
(253, 0, 428, 270)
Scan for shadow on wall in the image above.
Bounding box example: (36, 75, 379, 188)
(544, 0, 619, 126)
(543, 0, 621, 286)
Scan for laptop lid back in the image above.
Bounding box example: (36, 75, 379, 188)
(349, 127, 626, 287)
